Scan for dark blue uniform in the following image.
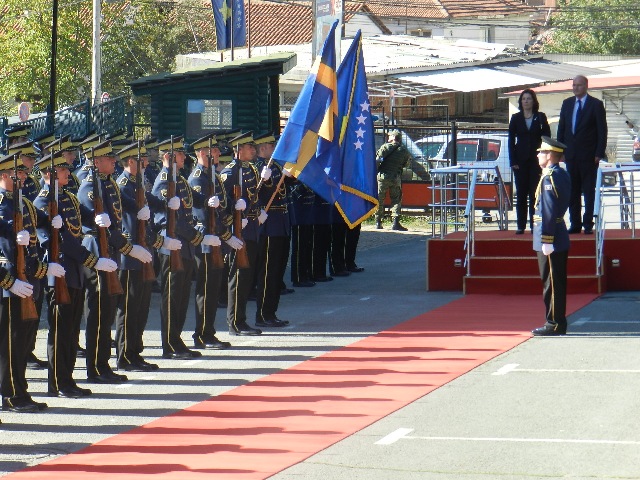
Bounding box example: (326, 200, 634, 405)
(22, 174, 41, 202)
(533, 164, 571, 332)
(289, 182, 315, 286)
(311, 193, 334, 281)
(188, 163, 233, 345)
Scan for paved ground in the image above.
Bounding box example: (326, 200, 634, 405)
(2, 221, 640, 479)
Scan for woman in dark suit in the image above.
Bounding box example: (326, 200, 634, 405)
(508, 89, 551, 234)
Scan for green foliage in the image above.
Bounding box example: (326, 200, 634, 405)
(0, 0, 217, 116)
(546, 0, 640, 54)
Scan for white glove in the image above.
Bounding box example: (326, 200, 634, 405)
(541, 243, 555, 256)
(162, 236, 182, 251)
(137, 205, 150, 220)
(208, 196, 220, 208)
(282, 168, 292, 177)
(16, 230, 30, 246)
(167, 196, 181, 210)
(260, 166, 272, 181)
(129, 245, 153, 263)
(51, 215, 63, 229)
(202, 234, 222, 247)
(47, 262, 66, 278)
(235, 199, 246, 211)
(95, 258, 117, 272)
(9, 279, 33, 298)
(95, 213, 111, 228)
(258, 209, 268, 225)
(225, 236, 244, 250)
(241, 218, 248, 229)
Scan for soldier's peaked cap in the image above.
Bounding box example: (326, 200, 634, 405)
(79, 133, 102, 150)
(118, 141, 146, 159)
(229, 132, 254, 147)
(33, 132, 56, 146)
(191, 133, 218, 150)
(4, 125, 30, 138)
(45, 134, 76, 152)
(8, 140, 38, 157)
(157, 136, 185, 152)
(0, 152, 26, 171)
(84, 140, 116, 159)
(35, 149, 72, 169)
(253, 132, 276, 145)
(538, 136, 567, 153)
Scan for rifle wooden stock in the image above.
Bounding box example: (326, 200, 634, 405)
(49, 163, 71, 305)
(233, 184, 250, 269)
(166, 161, 184, 272)
(135, 151, 156, 282)
(13, 170, 39, 321)
(92, 167, 124, 295)
(207, 152, 224, 269)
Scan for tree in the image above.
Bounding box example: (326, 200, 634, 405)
(545, 0, 640, 54)
(0, 0, 217, 116)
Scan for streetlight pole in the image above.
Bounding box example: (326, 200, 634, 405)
(49, 0, 59, 116)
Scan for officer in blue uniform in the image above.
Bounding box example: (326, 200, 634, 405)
(289, 182, 316, 287)
(531, 137, 572, 336)
(151, 136, 220, 359)
(115, 141, 177, 371)
(7, 141, 40, 201)
(188, 133, 241, 349)
(34, 150, 118, 398)
(77, 140, 153, 383)
(220, 132, 272, 336)
(0, 152, 65, 412)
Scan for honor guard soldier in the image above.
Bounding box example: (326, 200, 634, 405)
(151, 136, 220, 359)
(221, 131, 272, 336)
(254, 133, 291, 327)
(3, 125, 30, 152)
(289, 182, 316, 287)
(188, 133, 242, 349)
(41, 136, 83, 196)
(74, 133, 102, 182)
(34, 150, 118, 398)
(531, 137, 571, 336)
(77, 140, 153, 384)
(115, 141, 179, 371)
(143, 137, 161, 187)
(0, 151, 66, 413)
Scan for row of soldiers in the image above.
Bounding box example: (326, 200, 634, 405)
(0, 125, 364, 418)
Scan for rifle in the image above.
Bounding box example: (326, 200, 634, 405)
(207, 137, 224, 269)
(48, 147, 71, 305)
(135, 141, 157, 282)
(233, 165, 250, 270)
(12, 154, 39, 321)
(91, 148, 124, 295)
(166, 136, 184, 272)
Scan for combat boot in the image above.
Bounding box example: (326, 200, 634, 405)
(376, 219, 383, 229)
(391, 218, 408, 231)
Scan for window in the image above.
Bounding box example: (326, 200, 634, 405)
(186, 99, 233, 138)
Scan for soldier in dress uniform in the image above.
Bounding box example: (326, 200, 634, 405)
(188, 133, 242, 350)
(220, 132, 272, 336)
(2, 125, 30, 153)
(531, 137, 572, 336)
(0, 151, 66, 412)
(115, 141, 181, 371)
(77, 140, 153, 383)
(74, 133, 102, 183)
(34, 150, 118, 398)
(7, 141, 41, 201)
(289, 181, 316, 287)
(254, 133, 291, 327)
(150, 136, 221, 359)
(40, 136, 82, 196)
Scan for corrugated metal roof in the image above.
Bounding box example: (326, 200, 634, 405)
(489, 60, 605, 83)
(508, 76, 640, 95)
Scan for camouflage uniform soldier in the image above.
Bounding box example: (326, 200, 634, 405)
(375, 130, 412, 231)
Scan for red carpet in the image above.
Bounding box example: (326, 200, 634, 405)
(9, 294, 597, 480)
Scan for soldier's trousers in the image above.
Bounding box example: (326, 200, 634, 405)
(84, 268, 119, 377)
(377, 174, 402, 219)
(311, 224, 331, 279)
(345, 224, 361, 269)
(291, 224, 313, 284)
(0, 297, 35, 403)
(115, 269, 152, 366)
(193, 251, 224, 342)
(537, 249, 568, 329)
(159, 254, 195, 354)
(329, 221, 347, 274)
(256, 235, 288, 321)
(47, 286, 83, 392)
(227, 239, 258, 329)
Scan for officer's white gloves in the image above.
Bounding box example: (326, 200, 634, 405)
(95, 258, 118, 272)
(202, 234, 222, 247)
(225, 236, 244, 250)
(208, 196, 220, 208)
(235, 199, 246, 211)
(260, 166, 272, 181)
(162, 236, 182, 251)
(95, 213, 111, 228)
(9, 279, 33, 298)
(16, 230, 30, 246)
(137, 205, 151, 220)
(241, 218, 248, 229)
(167, 196, 181, 210)
(129, 245, 153, 263)
(51, 215, 63, 229)
(258, 209, 268, 225)
(47, 262, 66, 278)
(541, 243, 555, 256)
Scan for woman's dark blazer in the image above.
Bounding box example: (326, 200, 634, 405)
(508, 111, 551, 168)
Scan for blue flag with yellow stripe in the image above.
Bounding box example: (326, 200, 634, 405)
(272, 21, 341, 204)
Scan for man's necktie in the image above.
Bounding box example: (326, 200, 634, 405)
(574, 98, 582, 134)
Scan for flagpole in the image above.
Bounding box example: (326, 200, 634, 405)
(230, 0, 234, 61)
(247, 0, 251, 58)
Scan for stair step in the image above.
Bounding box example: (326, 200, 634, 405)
(469, 256, 596, 276)
(472, 238, 596, 257)
(463, 275, 602, 295)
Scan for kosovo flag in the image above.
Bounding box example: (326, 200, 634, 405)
(334, 31, 379, 228)
(211, 0, 246, 50)
(272, 21, 342, 204)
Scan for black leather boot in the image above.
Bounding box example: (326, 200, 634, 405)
(391, 218, 407, 231)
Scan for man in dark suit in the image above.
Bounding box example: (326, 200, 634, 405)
(556, 75, 607, 234)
